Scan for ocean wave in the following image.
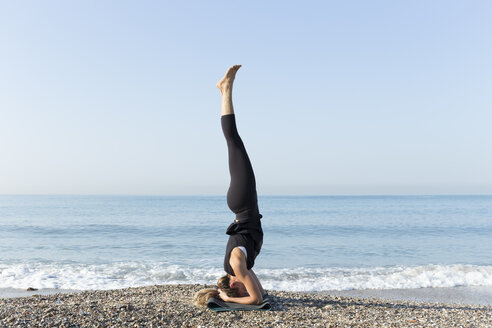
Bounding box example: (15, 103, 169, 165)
(260, 264, 492, 291)
(0, 262, 491, 291)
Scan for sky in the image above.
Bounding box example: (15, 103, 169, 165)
(1, 1, 491, 195)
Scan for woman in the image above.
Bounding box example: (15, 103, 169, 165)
(194, 65, 265, 306)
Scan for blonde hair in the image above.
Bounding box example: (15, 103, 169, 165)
(194, 288, 219, 306)
(194, 274, 241, 307)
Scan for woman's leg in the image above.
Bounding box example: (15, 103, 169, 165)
(217, 65, 259, 215)
(217, 64, 241, 116)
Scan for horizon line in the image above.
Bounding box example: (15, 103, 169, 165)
(1, 193, 491, 197)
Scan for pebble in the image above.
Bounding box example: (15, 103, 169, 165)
(0, 284, 490, 327)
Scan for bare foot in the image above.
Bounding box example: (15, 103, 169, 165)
(216, 65, 241, 94)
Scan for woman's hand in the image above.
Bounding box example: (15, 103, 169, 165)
(218, 288, 229, 302)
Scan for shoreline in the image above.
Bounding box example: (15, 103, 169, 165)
(1, 285, 491, 327)
(0, 288, 80, 299)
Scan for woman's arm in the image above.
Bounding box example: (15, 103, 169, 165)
(249, 269, 265, 296)
(219, 249, 263, 305)
(219, 273, 263, 305)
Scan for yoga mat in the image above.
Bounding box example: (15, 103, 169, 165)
(206, 295, 272, 312)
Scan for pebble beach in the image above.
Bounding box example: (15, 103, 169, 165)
(1, 284, 491, 327)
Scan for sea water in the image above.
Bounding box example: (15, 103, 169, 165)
(0, 195, 491, 293)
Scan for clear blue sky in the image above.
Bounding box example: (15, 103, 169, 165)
(1, 1, 491, 195)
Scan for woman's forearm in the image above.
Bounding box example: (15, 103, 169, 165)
(225, 295, 263, 305)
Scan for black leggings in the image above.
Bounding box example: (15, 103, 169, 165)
(221, 114, 260, 218)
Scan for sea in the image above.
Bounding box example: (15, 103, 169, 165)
(1, 195, 491, 302)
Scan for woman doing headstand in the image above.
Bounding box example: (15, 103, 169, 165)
(194, 65, 265, 306)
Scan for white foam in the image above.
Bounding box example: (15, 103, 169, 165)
(0, 262, 221, 290)
(1, 262, 491, 292)
(259, 264, 492, 291)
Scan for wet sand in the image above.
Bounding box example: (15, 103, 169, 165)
(325, 286, 492, 306)
(0, 288, 79, 299)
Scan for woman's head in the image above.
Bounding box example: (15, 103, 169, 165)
(218, 274, 248, 297)
(194, 274, 246, 307)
